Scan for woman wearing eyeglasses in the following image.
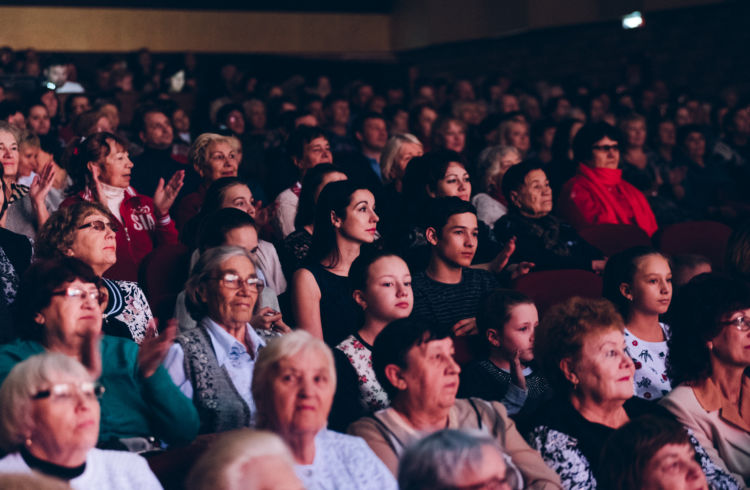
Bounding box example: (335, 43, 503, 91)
(660, 273, 750, 486)
(163, 246, 269, 434)
(0, 353, 162, 489)
(36, 201, 153, 343)
(0, 257, 198, 451)
(62, 131, 182, 282)
(557, 122, 658, 237)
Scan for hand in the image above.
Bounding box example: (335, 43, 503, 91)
(251, 307, 281, 330)
(452, 317, 478, 336)
(489, 236, 517, 274)
(29, 161, 56, 207)
(510, 350, 527, 391)
(137, 318, 177, 378)
(81, 330, 103, 380)
(153, 170, 184, 217)
(591, 259, 607, 273)
(508, 261, 535, 280)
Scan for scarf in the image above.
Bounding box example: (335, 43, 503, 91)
(574, 163, 657, 236)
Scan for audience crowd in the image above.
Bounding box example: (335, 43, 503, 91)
(0, 45, 748, 489)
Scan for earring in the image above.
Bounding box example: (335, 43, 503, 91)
(25, 437, 32, 447)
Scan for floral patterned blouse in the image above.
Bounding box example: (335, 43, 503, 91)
(102, 279, 154, 344)
(335, 333, 389, 412)
(624, 323, 672, 400)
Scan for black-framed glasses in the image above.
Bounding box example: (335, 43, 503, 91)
(51, 287, 106, 304)
(78, 220, 119, 233)
(33, 382, 105, 402)
(721, 315, 750, 332)
(591, 144, 620, 152)
(216, 272, 264, 292)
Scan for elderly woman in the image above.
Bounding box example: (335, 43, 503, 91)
(348, 318, 562, 488)
(62, 132, 182, 281)
(660, 274, 750, 486)
(252, 330, 397, 489)
(493, 161, 604, 272)
(398, 429, 522, 490)
(164, 246, 268, 433)
(35, 201, 153, 343)
(0, 257, 198, 450)
(175, 132, 239, 230)
(528, 296, 737, 489)
(0, 353, 162, 488)
(557, 122, 658, 236)
(471, 145, 521, 230)
(186, 429, 303, 490)
(380, 133, 423, 194)
(599, 415, 709, 490)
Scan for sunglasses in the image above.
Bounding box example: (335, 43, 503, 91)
(78, 220, 119, 233)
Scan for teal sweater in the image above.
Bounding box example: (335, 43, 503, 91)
(0, 335, 199, 446)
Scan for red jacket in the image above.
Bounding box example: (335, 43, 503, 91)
(61, 187, 178, 281)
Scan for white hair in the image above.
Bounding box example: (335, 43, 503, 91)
(380, 133, 422, 183)
(476, 145, 521, 192)
(0, 352, 92, 452)
(398, 429, 522, 490)
(186, 429, 295, 490)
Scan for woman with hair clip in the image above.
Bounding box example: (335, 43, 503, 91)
(603, 246, 673, 400)
(61, 131, 183, 281)
(291, 180, 379, 346)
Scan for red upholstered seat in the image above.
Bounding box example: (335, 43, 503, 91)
(578, 223, 652, 257)
(513, 269, 603, 317)
(656, 220, 732, 271)
(138, 243, 191, 322)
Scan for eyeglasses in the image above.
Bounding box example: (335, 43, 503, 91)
(78, 220, 119, 233)
(216, 273, 264, 292)
(33, 382, 105, 402)
(51, 287, 106, 304)
(721, 315, 750, 332)
(591, 144, 620, 152)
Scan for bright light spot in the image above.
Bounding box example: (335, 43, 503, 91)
(622, 11, 644, 29)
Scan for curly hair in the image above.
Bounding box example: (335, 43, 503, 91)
(35, 201, 117, 261)
(188, 132, 231, 174)
(534, 296, 624, 392)
(666, 273, 750, 385)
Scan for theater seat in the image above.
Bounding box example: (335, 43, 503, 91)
(656, 220, 733, 271)
(138, 243, 191, 323)
(513, 269, 603, 317)
(578, 224, 652, 257)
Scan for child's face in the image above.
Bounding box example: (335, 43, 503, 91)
(493, 302, 538, 363)
(627, 254, 672, 316)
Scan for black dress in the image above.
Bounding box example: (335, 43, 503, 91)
(302, 262, 361, 347)
(0, 228, 31, 343)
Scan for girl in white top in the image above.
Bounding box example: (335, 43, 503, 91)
(603, 246, 673, 400)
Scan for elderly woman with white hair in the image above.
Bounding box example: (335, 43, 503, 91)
(470, 145, 521, 230)
(378, 133, 424, 241)
(186, 429, 303, 490)
(398, 429, 522, 490)
(252, 330, 397, 489)
(163, 245, 268, 434)
(0, 352, 162, 489)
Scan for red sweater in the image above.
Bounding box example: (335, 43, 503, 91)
(61, 187, 178, 281)
(558, 164, 658, 237)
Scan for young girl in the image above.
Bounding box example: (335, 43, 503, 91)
(603, 246, 673, 400)
(458, 289, 551, 420)
(291, 180, 379, 346)
(330, 251, 412, 430)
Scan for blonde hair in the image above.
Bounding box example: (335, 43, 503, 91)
(0, 353, 92, 452)
(380, 133, 422, 184)
(186, 429, 296, 490)
(476, 145, 521, 193)
(252, 330, 336, 429)
(188, 132, 232, 173)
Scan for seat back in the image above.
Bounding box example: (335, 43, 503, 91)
(514, 269, 603, 317)
(656, 221, 732, 271)
(578, 224, 652, 257)
(138, 243, 191, 321)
